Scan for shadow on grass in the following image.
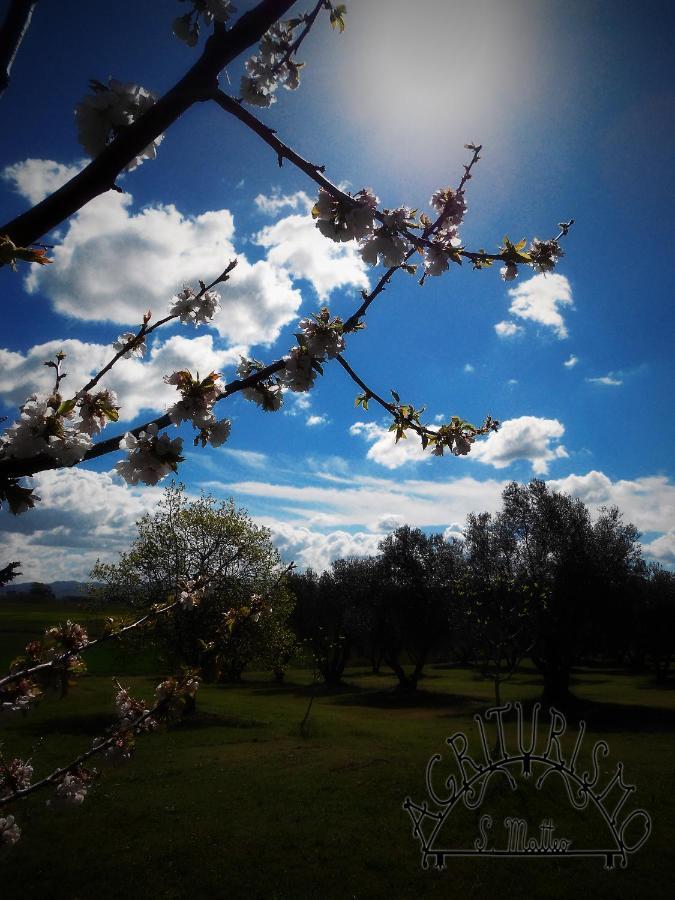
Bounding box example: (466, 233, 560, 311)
(514, 694, 675, 733)
(171, 711, 268, 730)
(332, 687, 478, 711)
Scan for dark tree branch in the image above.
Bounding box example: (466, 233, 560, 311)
(0, 0, 296, 248)
(0, 0, 37, 99)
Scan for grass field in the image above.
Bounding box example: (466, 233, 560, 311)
(0, 601, 673, 899)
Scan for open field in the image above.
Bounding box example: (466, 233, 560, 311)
(0, 601, 673, 899)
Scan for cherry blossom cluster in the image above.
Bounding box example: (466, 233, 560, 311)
(497, 235, 567, 282)
(115, 423, 184, 486)
(165, 370, 231, 448)
(0, 816, 20, 846)
(75, 79, 163, 170)
(312, 187, 379, 243)
(173, 0, 236, 47)
(312, 184, 469, 278)
(55, 769, 96, 805)
(281, 307, 350, 393)
(76, 388, 120, 435)
(0, 757, 33, 794)
(240, 20, 303, 107)
(178, 579, 204, 610)
(0, 620, 91, 713)
(46, 620, 89, 653)
(0, 675, 41, 713)
(297, 307, 346, 360)
(429, 416, 499, 457)
(0, 392, 93, 467)
(237, 357, 284, 411)
(169, 285, 221, 326)
(154, 673, 200, 721)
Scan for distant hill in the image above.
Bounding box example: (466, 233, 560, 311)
(0, 581, 99, 598)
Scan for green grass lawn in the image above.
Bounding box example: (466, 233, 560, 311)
(1, 601, 673, 899)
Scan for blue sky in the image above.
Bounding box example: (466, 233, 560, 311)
(1, 0, 673, 580)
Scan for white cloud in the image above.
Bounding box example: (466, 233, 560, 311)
(643, 529, 675, 566)
(285, 393, 312, 416)
(0, 334, 246, 421)
(214, 473, 507, 530)
(306, 414, 327, 427)
(463, 363, 475, 373)
(254, 198, 369, 301)
(471, 415, 568, 474)
(564, 354, 579, 368)
(505, 273, 574, 338)
(254, 190, 313, 216)
(586, 373, 623, 386)
(548, 471, 675, 535)
(217, 448, 269, 469)
(5, 159, 308, 348)
(350, 421, 428, 469)
(3, 158, 83, 205)
(495, 320, 524, 338)
(263, 520, 383, 572)
(443, 523, 465, 541)
(374, 513, 406, 532)
(0, 468, 162, 581)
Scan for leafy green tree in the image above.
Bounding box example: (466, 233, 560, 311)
(92, 484, 292, 685)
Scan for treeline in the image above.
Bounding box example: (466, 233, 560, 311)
(290, 480, 675, 703)
(90, 483, 674, 705)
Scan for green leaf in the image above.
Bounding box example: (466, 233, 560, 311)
(57, 398, 77, 417)
(103, 406, 119, 423)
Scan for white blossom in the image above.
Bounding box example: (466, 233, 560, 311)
(207, 418, 232, 447)
(113, 332, 146, 359)
(298, 312, 345, 360)
(0, 759, 33, 793)
(423, 244, 450, 277)
(313, 187, 378, 243)
(77, 389, 119, 436)
(429, 187, 467, 230)
(0, 816, 21, 846)
(240, 20, 299, 107)
(169, 286, 221, 326)
(500, 263, 518, 282)
(115, 424, 183, 486)
(360, 231, 409, 268)
(1, 393, 92, 465)
(281, 347, 316, 393)
(178, 581, 203, 610)
(528, 238, 564, 274)
(56, 773, 88, 805)
(75, 79, 163, 170)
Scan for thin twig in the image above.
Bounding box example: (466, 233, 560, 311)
(0, 703, 159, 807)
(0, 599, 180, 690)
